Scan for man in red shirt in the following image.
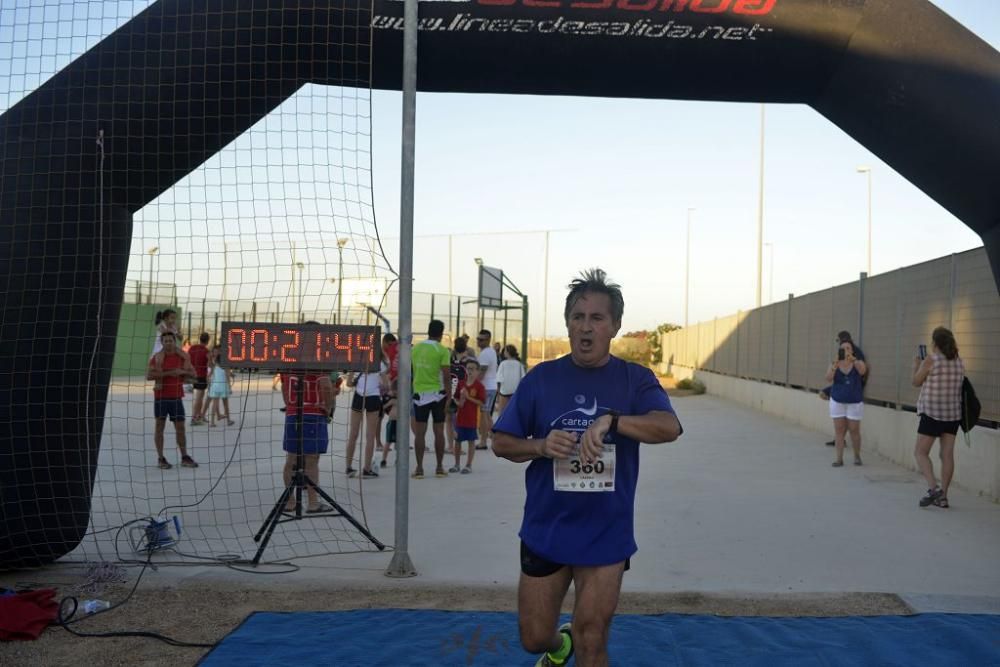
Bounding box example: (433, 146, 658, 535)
(280, 370, 335, 513)
(188, 332, 211, 425)
(146, 332, 199, 469)
(450, 359, 485, 474)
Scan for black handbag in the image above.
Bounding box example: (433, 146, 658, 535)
(960, 376, 981, 434)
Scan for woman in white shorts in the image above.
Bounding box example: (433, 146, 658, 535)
(823, 340, 867, 467)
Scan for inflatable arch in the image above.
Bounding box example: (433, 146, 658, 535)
(1, 0, 998, 566)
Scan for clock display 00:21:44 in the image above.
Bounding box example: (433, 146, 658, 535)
(222, 325, 378, 369)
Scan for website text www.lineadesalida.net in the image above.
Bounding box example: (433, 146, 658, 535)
(371, 15, 773, 39)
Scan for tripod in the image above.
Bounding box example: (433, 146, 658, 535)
(252, 370, 385, 565)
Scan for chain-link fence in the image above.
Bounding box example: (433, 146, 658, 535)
(662, 247, 1000, 424)
(112, 287, 527, 376)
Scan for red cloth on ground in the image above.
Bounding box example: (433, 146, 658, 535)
(0, 589, 59, 640)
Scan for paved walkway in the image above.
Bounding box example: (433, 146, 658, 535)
(134, 393, 1000, 613)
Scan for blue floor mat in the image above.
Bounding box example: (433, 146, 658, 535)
(198, 608, 1000, 666)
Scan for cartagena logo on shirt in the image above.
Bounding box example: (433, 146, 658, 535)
(550, 397, 609, 432)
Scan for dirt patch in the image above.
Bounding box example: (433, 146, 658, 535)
(0, 578, 910, 667)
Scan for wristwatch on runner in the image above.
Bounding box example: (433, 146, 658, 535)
(607, 410, 620, 435)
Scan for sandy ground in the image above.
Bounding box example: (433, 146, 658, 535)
(0, 576, 910, 667)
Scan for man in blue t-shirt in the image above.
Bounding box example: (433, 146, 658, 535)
(493, 268, 682, 667)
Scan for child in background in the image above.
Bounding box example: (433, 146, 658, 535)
(450, 359, 484, 474)
(207, 346, 236, 426)
(150, 309, 189, 391)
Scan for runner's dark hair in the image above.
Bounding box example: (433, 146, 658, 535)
(564, 268, 624, 323)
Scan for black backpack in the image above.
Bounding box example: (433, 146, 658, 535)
(960, 377, 981, 433)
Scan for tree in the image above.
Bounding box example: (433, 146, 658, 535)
(648, 322, 682, 365)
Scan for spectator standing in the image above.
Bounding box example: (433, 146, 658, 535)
(822, 331, 866, 446)
(450, 359, 484, 474)
(476, 329, 499, 449)
(912, 327, 965, 509)
(379, 333, 400, 468)
(824, 340, 867, 467)
(188, 333, 211, 425)
(344, 361, 386, 479)
(146, 332, 199, 469)
(447, 336, 475, 456)
(207, 346, 236, 427)
(411, 320, 452, 478)
(375, 333, 398, 453)
(496, 344, 526, 416)
(280, 369, 335, 513)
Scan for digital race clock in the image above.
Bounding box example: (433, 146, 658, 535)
(219, 322, 381, 371)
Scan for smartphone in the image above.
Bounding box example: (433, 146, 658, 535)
(837, 348, 846, 361)
(918, 344, 927, 360)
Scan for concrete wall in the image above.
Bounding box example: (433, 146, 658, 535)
(662, 247, 1000, 423)
(677, 368, 1000, 502)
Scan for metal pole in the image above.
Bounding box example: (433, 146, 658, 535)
(857, 166, 872, 276)
(448, 234, 453, 297)
(866, 169, 872, 276)
(222, 241, 228, 311)
(386, 0, 418, 579)
(522, 294, 529, 366)
(290, 242, 296, 324)
(756, 104, 765, 309)
(685, 208, 693, 327)
(337, 243, 345, 323)
(858, 271, 867, 346)
(541, 231, 549, 362)
(765, 242, 774, 304)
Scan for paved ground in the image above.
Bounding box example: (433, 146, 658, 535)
(41, 386, 1000, 612)
(4, 390, 999, 665)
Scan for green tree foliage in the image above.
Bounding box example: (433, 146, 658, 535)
(648, 322, 682, 365)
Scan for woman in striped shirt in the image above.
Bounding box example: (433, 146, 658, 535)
(911, 327, 964, 509)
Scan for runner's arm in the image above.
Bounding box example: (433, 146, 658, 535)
(493, 429, 578, 464)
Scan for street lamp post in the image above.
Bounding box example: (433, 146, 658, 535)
(684, 208, 694, 327)
(147, 246, 159, 305)
(337, 238, 349, 323)
(295, 262, 305, 322)
(756, 104, 766, 309)
(765, 242, 774, 304)
(857, 166, 872, 276)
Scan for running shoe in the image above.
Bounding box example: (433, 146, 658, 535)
(919, 487, 943, 507)
(181, 455, 199, 468)
(535, 623, 574, 667)
(362, 469, 378, 479)
(157, 457, 173, 470)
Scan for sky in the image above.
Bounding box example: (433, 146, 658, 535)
(369, 0, 1000, 335)
(1, 0, 997, 337)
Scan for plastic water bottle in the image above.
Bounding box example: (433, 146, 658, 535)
(81, 599, 111, 614)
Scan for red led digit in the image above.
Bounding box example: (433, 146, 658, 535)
(227, 328, 247, 361)
(356, 333, 375, 363)
(334, 332, 352, 362)
(250, 329, 269, 362)
(280, 329, 300, 362)
(315, 332, 322, 361)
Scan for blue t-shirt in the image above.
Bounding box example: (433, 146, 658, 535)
(830, 365, 863, 404)
(493, 355, 675, 566)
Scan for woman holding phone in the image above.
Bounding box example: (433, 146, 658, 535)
(912, 327, 964, 509)
(824, 340, 867, 467)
